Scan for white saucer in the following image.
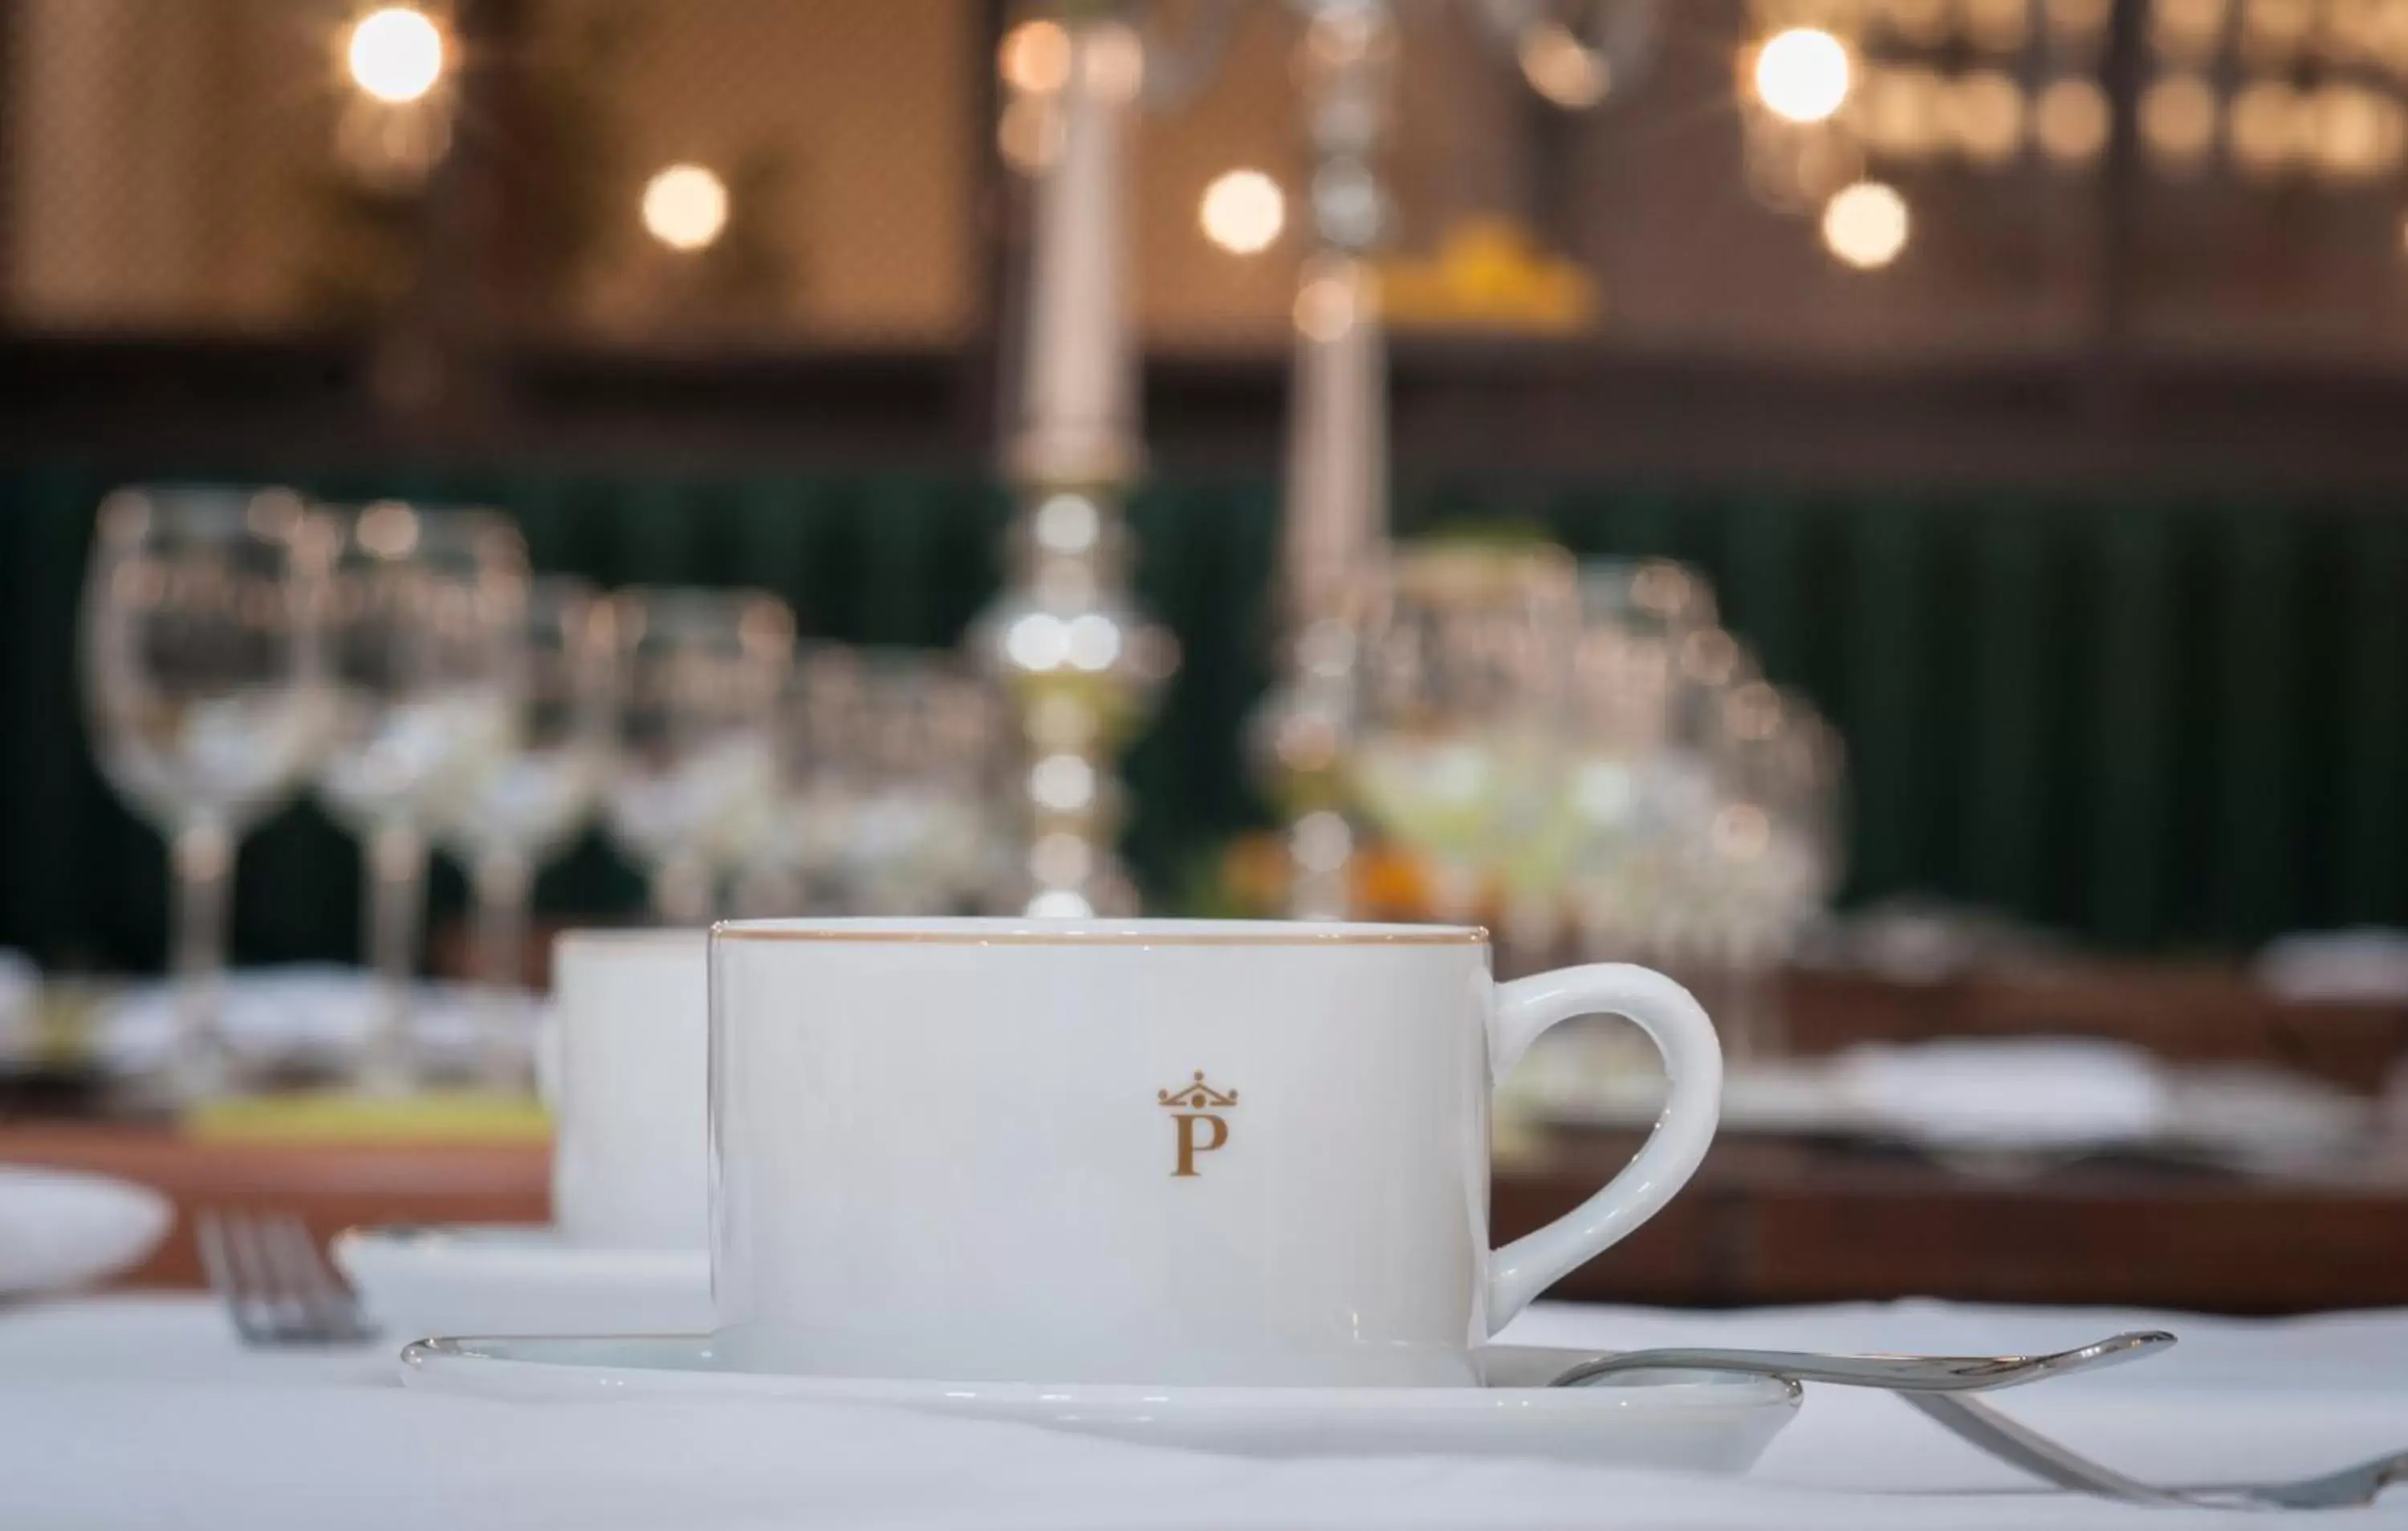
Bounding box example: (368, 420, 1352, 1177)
(332, 1226, 710, 1341)
(398, 1334, 1799, 1470)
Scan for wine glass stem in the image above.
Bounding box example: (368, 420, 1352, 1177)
(168, 818, 235, 1099)
(361, 820, 428, 1096)
(471, 847, 533, 1090)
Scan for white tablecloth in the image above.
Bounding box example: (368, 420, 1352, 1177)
(4, 1295, 2404, 1529)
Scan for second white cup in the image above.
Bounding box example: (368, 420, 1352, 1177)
(550, 929, 710, 1250)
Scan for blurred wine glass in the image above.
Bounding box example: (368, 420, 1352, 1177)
(1564, 558, 1718, 962)
(436, 576, 614, 1087)
(317, 502, 528, 1095)
(1247, 613, 1363, 921)
(1649, 619, 1760, 962)
(1350, 544, 1577, 927)
(755, 648, 1007, 917)
(81, 485, 331, 1097)
(846, 652, 1007, 914)
(604, 587, 793, 923)
(1695, 680, 1845, 1060)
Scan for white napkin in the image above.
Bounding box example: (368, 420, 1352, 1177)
(2256, 928, 2408, 1004)
(95, 965, 547, 1075)
(1833, 1038, 2172, 1152)
(0, 1165, 171, 1297)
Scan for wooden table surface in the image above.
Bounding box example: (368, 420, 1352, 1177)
(12, 1121, 2408, 1312)
(1499, 1131, 2408, 1313)
(2, 1124, 549, 1288)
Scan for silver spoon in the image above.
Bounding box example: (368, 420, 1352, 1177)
(1548, 1330, 2175, 1393)
(1555, 1332, 2404, 1509)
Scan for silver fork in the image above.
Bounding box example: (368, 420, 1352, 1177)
(196, 1209, 380, 1347)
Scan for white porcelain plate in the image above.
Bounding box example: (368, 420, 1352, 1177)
(333, 1226, 711, 1342)
(398, 1334, 1799, 1471)
(0, 1165, 172, 1296)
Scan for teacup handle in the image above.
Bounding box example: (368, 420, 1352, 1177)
(1484, 963, 1723, 1332)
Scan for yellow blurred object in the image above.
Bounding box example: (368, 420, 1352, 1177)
(185, 1089, 551, 1145)
(1376, 219, 1600, 335)
(1221, 830, 1462, 922)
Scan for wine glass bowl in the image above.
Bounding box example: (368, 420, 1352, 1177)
(437, 575, 615, 1083)
(315, 502, 530, 1093)
(1348, 543, 1577, 924)
(604, 587, 795, 923)
(438, 576, 615, 866)
(84, 486, 331, 835)
(835, 652, 1008, 916)
(81, 483, 333, 1096)
(316, 504, 528, 834)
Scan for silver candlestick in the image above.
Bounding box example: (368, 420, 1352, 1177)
(974, 8, 1177, 919)
(985, 0, 1652, 920)
(1256, 0, 1398, 919)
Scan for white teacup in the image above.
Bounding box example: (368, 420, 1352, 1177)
(550, 930, 710, 1250)
(710, 918, 1720, 1386)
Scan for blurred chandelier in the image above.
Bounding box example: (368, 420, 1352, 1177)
(2134, 0, 2408, 182)
(1747, 0, 2408, 264)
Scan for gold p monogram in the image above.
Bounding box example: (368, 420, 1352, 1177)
(1157, 1071, 1238, 1178)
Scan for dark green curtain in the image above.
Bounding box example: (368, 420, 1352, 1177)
(6, 459, 2406, 971)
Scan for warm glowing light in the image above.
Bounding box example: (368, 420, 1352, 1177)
(999, 18, 1071, 94)
(2378, 0, 2408, 71)
(347, 6, 445, 104)
(1878, 0, 1951, 46)
(1080, 21, 1145, 104)
(2227, 79, 2299, 175)
(356, 500, 420, 559)
(2308, 83, 2403, 178)
(2044, 0, 2113, 39)
(1199, 169, 1286, 255)
(1293, 270, 1372, 342)
(641, 164, 729, 252)
(2140, 71, 2219, 166)
(2153, 0, 2228, 58)
(1946, 70, 2027, 164)
(1820, 180, 1910, 269)
(1520, 22, 1611, 108)
(998, 92, 1064, 174)
(1753, 27, 1853, 124)
(2035, 77, 2112, 164)
(1858, 66, 1943, 158)
(2336, 0, 2394, 61)
(1964, 0, 2031, 51)
(2242, 0, 2315, 60)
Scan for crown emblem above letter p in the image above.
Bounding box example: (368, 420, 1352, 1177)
(1157, 1071, 1238, 1177)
